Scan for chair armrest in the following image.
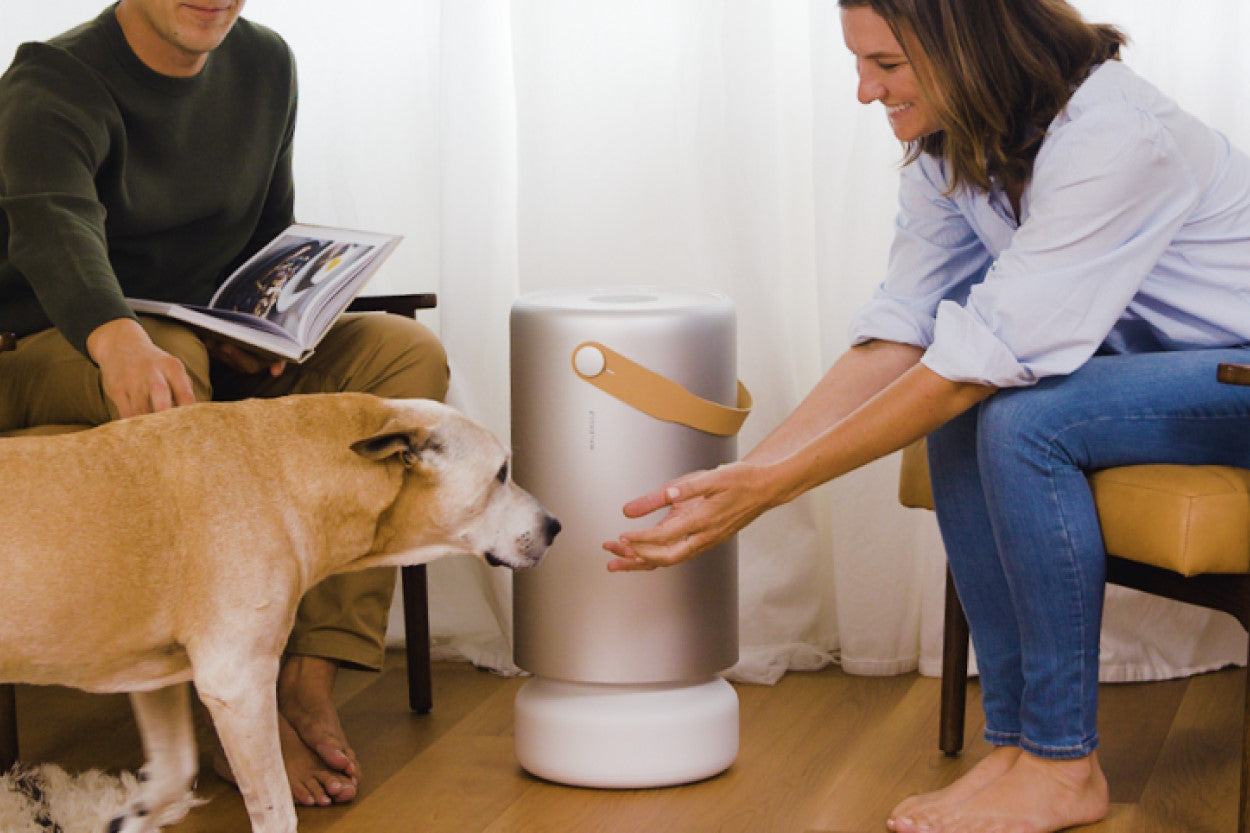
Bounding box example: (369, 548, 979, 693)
(1217, 362, 1250, 387)
(346, 293, 437, 317)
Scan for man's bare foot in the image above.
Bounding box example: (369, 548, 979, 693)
(277, 655, 360, 802)
(903, 750, 1109, 833)
(211, 712, 359, 806)
(888, 745, 1020, 832)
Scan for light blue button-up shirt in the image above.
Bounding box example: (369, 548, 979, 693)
(847, 60, 1250, 388)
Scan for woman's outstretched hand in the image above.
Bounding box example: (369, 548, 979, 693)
(600, 343, 967, 573)
(603, 461, 778, 572)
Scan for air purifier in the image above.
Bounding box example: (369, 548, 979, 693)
(510, 287, 748, 788)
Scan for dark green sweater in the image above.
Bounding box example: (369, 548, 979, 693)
(0, 5, 297, 355)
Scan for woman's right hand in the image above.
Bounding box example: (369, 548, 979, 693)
(602, 460, 782, 571)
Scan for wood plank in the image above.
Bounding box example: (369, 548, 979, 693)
(320, 680, 530, 833)
(7, 659, 1245, 833)
(172, 655, 511, 832)
(1096, 677, 1189, 804)
(475, 667, 917, 833)
(15, 684, 148, 775)
(1129, 668, 1241, 833)
(666, 670, 920, 833)
(803, 675, 994, 832)
(1081, 803, 1151, 833)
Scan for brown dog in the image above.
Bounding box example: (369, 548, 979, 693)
(0, 392, 559, 833)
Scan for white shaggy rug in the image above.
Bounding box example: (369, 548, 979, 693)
(0, 765, 202, 833)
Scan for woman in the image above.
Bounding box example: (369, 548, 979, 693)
(604, 1, 1250, 831)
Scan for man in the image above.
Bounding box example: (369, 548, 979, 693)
(0, 0, 448, 807)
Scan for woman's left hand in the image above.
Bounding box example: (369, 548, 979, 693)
(603, 461, 776, 572)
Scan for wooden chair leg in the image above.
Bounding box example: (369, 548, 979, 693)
(940, 566, 969, 757)
(0, 682, 16, 772)
(1240, 643, 1250, 833)
(346, 298, 439, 714)
(401, 564, 433, 714)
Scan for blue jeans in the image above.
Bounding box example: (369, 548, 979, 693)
(927, 348, 1250, 759)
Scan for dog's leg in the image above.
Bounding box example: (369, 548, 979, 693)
(109, 683, 199, 833)
(197, 661, 298, 833)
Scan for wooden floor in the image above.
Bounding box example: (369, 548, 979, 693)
(12, 652, 1244, 832)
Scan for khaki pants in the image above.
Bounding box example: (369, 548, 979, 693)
(0, 312, 450, 671)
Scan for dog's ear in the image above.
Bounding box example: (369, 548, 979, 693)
(352, 424, 442, 468)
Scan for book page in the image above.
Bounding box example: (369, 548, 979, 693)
(128, 223, 401, 362)
(210, 231, 376, 340)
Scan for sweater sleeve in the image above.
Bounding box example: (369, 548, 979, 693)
(0, 43, 135, 356)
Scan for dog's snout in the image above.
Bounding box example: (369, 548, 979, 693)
(543, 515, 561, 545)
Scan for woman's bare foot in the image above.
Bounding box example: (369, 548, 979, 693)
(904, 750, 1109, 833)
(277, 656, 361, 798)
(888, 745, 1021, 832)
(211, 711, 359, 806)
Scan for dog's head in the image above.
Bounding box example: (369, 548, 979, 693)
(351, 399, 559, 570)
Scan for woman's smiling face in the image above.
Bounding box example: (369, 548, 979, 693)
(841, 6, 942, 142)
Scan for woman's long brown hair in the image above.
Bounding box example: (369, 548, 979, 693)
(839, 0, 1126, 194)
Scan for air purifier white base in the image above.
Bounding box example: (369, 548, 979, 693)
(514, 676, 739, 789)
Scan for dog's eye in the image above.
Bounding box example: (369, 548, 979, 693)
(496, 462, 509, 484)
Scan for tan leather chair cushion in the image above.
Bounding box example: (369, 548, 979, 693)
(898, 439, 1250, 577)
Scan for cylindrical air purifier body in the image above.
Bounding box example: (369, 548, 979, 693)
(511, 287, 743, 788)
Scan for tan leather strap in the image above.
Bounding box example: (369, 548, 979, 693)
(571, 341, 751, 436)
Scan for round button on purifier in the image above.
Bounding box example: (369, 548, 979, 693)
(572, 344, 606, 378)
(511, 287, 741, 789)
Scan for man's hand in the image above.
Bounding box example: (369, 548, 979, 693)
(86, 318, 197, 418)
(206, 338, 287, 377)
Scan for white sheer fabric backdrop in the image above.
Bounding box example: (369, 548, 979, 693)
(3, 1, 1247, 684)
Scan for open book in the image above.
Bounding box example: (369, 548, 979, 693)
(128, 223, 402, 362)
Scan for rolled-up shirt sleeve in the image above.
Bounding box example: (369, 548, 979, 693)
(848, 155, 993, 350)
(923, 103, 1202, 387)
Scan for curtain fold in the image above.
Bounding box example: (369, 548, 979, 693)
(3, 1, 1246, 685)
(420, 0, 1250, 684)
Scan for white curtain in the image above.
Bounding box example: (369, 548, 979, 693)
(4, 1, 1248, 684)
